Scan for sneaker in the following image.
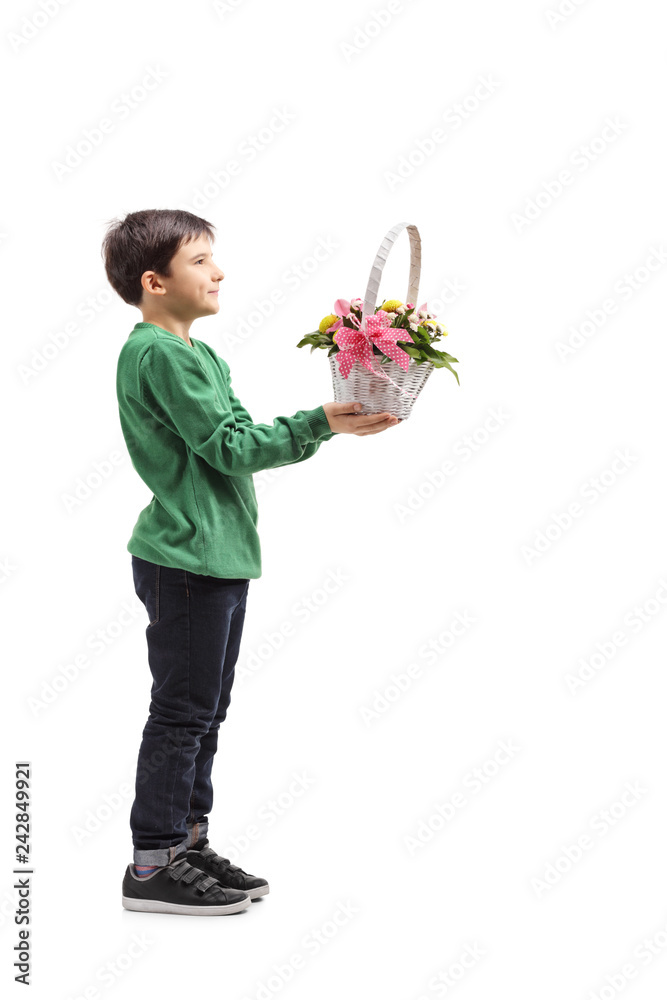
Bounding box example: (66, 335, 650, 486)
(186, 838, 269, 900)
(122, 856, 251, 915)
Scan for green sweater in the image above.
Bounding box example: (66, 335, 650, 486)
(116, 322, 336, 578)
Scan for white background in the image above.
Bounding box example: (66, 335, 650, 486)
(3, 0, 667, 997)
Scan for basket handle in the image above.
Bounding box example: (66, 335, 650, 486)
(362, 222, 421, 321)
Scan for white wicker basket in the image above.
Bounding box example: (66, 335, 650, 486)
(329, 222, 434, 421)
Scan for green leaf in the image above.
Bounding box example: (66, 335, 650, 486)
(441, 359, 460, 385)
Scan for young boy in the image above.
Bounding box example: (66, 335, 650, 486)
(103, 208, 399, 916)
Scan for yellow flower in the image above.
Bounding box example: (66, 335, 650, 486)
(380, 299, 403, 312)
(319, 314, 338, 334)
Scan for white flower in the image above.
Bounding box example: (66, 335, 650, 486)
(396, 304, 406, 315)
(409, 321, 419, 331)
(418, 309, 427, 320)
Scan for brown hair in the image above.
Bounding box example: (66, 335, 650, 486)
(101, 208, 216, 307)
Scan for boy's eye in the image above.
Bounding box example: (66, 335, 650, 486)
(196, 259, 204, 264)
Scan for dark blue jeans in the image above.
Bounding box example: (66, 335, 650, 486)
(130, 555, 250, 867)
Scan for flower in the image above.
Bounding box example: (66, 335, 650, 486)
(297, 291, 459, 387)
(319, 314, 339, 334)
(333, 298, 351, 317)
(331, 298, 362, 330)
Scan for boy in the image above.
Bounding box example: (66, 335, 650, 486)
(103, 208, 398, 916)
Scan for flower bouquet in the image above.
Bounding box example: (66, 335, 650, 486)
(296, 222, 460, 420)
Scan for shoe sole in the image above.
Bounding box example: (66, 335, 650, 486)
(122, 894, 251, 915)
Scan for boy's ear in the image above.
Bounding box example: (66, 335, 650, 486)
(141, 271, 166, 297)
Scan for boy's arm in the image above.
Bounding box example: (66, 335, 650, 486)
(139, 343, 336, 477)
(223, 363, 336, 463)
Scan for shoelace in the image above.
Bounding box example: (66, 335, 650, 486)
(168, 858, 219, 894)
(196, 846, 250, 882)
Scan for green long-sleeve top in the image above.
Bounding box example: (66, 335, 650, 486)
(116, 322, 336, 578)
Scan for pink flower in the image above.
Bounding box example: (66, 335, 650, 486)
(332, 298, 361, 329)
(333, 299, 351, 317)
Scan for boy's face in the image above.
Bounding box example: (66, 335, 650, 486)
(140, 234, 224, 318)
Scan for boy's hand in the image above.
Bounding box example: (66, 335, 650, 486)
(322, 401, 401, 435)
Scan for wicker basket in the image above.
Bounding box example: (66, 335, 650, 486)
(329, 221, 434, 421)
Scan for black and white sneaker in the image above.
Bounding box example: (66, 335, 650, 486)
(122, 856, 251, 915)
(186, 838, 269, 900)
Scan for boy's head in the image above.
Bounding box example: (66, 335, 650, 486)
(101, 208, 224, 320)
